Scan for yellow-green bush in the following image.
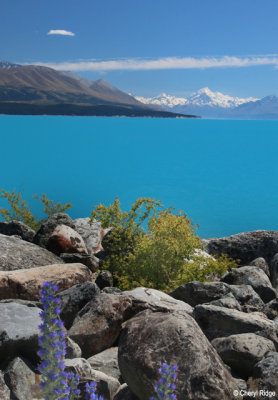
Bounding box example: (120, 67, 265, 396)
(0, 189, 72, 231)
(91, 197, 238, 291)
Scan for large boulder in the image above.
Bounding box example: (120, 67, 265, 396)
(3, 357, 42, 400)
(169, 281, 231, 307)
(211, 333, 275, 379)
(87, 347, 121, 382)
(0, 302, 41, 368)
(57, 281, 100, 329)
(0, 220, 35, 242)
(118, 310, 239, 400)
(205, 293, 242, 311)
(60, 252, 99, 272)
(95, 270, 113, 290)
(69, 293, 133, 358)
(0, 234, 62, 272)
(122, 287, 193, 315)
(0, 371, 10, 400)
(33, 213, 75, 248)
(193, 305, 278, 349)
(250, 257, 270, 277)
(204, 230, 278, 265)
(73, 218, 106, 255)
(228, 285, 265, 313)
(221, 266, 277, 303)
(47, 224, 88, 256)
(0, 263, 94, 301)
(249, 352, 278, 399)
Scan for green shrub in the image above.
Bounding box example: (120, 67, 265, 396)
(0, 189, 72, 231)
(91, 197, 237, 291)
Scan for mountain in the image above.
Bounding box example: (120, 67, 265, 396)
(136, 88, 264, 118)
(0, 62, 196, 118)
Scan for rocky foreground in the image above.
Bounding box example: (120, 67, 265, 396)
(0, 214, 278, 400)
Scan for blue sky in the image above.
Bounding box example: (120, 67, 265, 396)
(1, 0, 278, 98)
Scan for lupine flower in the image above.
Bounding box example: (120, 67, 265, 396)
(150, 362, 178, 400)
(37, 281, 80, 399)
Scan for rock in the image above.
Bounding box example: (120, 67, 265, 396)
(65, 358, 120, 400)
(65, 337, 82, 359)
(193, 305, 278, 349)
(206, 293, 242, 311)
(204, 230, 278, 265)
(60, 253, 99, 272)
(221, 266, 277, 303)
(0, 220, 35, 242)
(47, 224, 88, 256)
(0, 302, 41, 368)
(229, 285, 265, 313)
(211, 333, 275, 379)
(0, 234, 62, 272)
(250, 257, 270, 277)
(0, 371, 10, 400)
(270, 253, 278, 289)
(264, 298, 278, 320)
(122, 287, 193, 315)
(118, 310, 239, 400)
(114, 384, 139, 400)
(0, 298, 42, 310)
(69, 293, 133, 358)
(169, 281, 231, 307)
(249, 352, 278, 399)
(102, 287, 122, 294)
(0, 263, 93, 301)
(73, 218, 106, 255)
(3, 357, 42, 400)
(87, 347, 121, 382)
(95, 270, 113, 290)
(57, 282, 100, 329)
(33, 213, 75, 249)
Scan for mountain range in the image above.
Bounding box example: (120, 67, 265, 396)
(0, 61, 195, 118)
(136, 87, 278, 119)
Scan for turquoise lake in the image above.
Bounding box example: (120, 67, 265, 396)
(1, 115, 278, 238)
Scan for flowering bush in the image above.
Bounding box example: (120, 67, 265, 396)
(38, 282, 178, 400)
(151, 362, 178, 400)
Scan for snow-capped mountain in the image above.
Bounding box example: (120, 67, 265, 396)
(136, 87, 258, 110)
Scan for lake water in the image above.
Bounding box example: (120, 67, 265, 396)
(1, 115, 278, 238)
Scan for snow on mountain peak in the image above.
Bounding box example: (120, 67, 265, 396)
(136, 88, 259, 109)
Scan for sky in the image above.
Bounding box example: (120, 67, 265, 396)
(1, 0, 278, 98)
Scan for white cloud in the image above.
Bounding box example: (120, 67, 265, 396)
(47, 30, 75, 37)
(33, 55, 278, 71)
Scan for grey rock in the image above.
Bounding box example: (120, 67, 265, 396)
(204, 230, 278, 265)
(264, 298, 278, 320)
(250, 352, 278, 399)
(211, 333, 275, 379)
(0, 220, 35, 242)
(123, 287, 193, 315)
(69, 293, 133, 358)
(3, 357, 42, 400)
(73, 218, 105, 255)
(118, 309, 239, 400)
(60, 252, 99, 272)
(206, 293, 242, 311)
(193, 304, 278, 349)
(250, 257, 270, 277)
(0, 299, 42, 310)
(229, 284, 265, 313)
(33, 213, 75, 249)
(114, 384, 139, 400)
(169, 281, 231, 307)
(0, 234, 62, 272)
(95, 270, 113, 290)
(0, 371, 10, 400)
(57, 282, 100, 329)
(270, 253, 278, 289)
(65, 337, 82, 359)
(102, 287, 122, 294)
(65, 358, 120, 400)
(221, 266, 276, 303)
(87, 347, 121, 382)
(0, 302, 41, 368)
